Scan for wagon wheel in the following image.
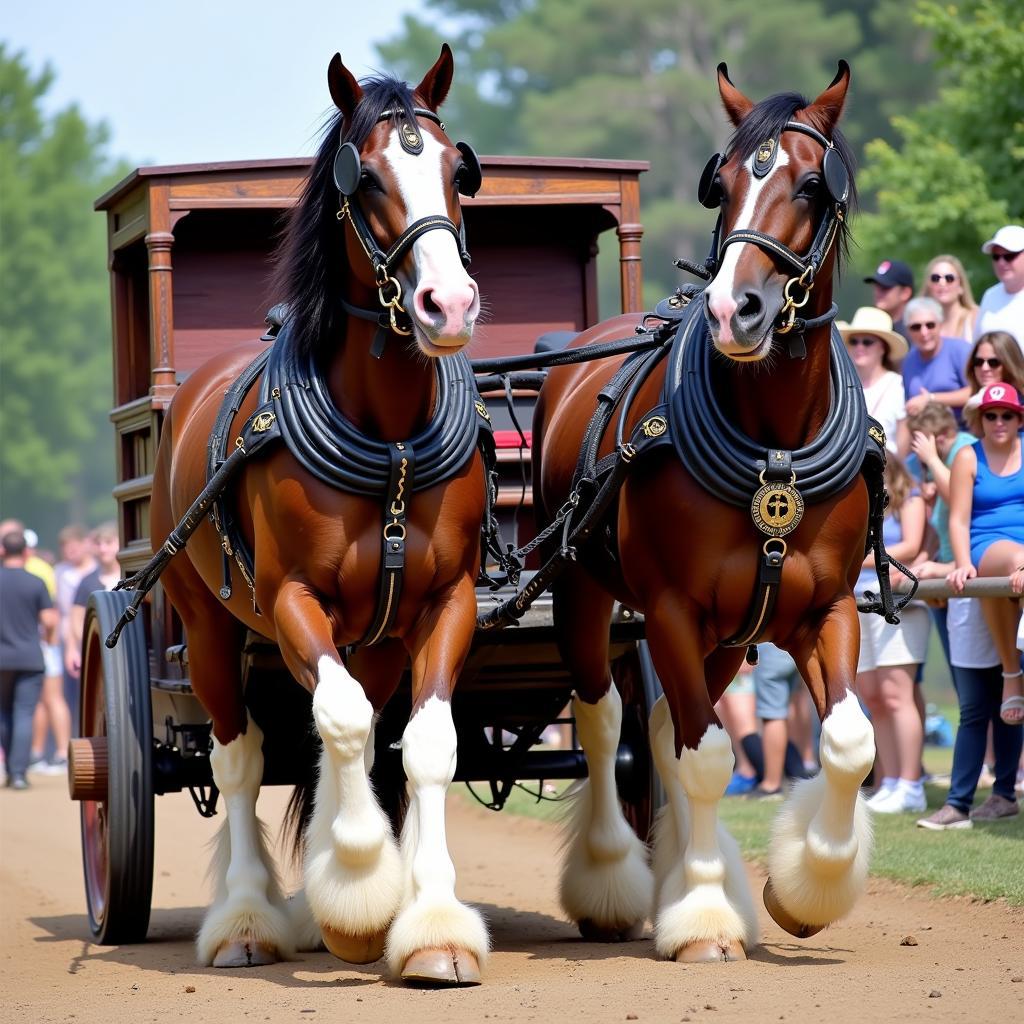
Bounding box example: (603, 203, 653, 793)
(612, 640, 666, 842)
(75, 589, 154, 944)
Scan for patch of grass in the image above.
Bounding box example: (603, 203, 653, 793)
(719, 783, 1024, 906)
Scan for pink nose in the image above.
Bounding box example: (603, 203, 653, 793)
(707, 292, 738, 344)
(413, 279, 479, 342)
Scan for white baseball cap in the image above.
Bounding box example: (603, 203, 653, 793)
(981, 224, 1024, 254)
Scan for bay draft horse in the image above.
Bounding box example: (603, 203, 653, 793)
(535, 63, 875, 961)
(150, 47, 491, 984)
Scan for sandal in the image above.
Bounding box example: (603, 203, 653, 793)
(1000, 670, 1024, 724)
(999, 695, 1024, 726)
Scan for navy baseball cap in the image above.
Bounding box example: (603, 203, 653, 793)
(864, 259, 914, 289)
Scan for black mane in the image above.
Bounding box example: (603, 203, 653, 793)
(271, 75, 421, 358)
(726, 91, 857, 270)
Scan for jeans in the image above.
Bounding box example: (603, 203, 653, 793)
(0, 669, 45, 779)
(947, 663, 1024, 811)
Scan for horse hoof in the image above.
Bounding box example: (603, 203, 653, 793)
(578, 918, 645, 942)
(321, 924, 387, 964)
(763, 879, 824, 939)
(675, 939, 747, 963)
(401, 947, 482, 986)
(212, 939, 279, 968)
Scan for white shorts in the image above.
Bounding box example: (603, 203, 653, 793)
(857, 603, 931, 673)
(41, 642, 62, 677)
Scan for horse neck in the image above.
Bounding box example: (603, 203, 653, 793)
(326, 304, 437, 441)
(722, 286, 835, 451)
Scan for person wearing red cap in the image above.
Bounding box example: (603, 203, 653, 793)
(975, 225, 1024, 348)
(947, 383, 1024, 722)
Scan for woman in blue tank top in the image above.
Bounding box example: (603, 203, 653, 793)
(947, 384, 1024, 726)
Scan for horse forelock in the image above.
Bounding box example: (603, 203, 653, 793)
(271, 75, 422, 359)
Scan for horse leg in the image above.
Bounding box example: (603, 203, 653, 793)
(161, 568, 294, 968)
(765, 597, 875, 936)
(386, 576, 488, 986)
(554, 570, 653, 941)
(646, 604, 758, 962)
(276, 583, 402, 964)
(284, 639, 409, 956)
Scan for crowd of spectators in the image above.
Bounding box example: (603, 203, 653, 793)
(0, 520, 119, 790)
(720, 223, 1024, 828)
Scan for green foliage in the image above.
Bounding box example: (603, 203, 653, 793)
(0, 47, 129, 545)
(857, 0, 1024, 295)
(376, 0, 941, 306)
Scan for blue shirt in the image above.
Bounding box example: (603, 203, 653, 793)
(902, 337, 971, 421)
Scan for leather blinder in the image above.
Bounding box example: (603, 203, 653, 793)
(333, 142, 361, 196)
(456, 141, 483, 197)
(698, 153, 725, 209)
(822, 146, 849, 205)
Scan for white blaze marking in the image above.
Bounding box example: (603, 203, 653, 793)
(382, 130, 468, 288)
(706, 146, 791, 308)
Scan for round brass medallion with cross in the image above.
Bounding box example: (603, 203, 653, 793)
(750, 476, 805, 537)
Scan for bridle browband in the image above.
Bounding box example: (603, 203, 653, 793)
(696, 119, 850, 354)
(335, 106, 482, 357)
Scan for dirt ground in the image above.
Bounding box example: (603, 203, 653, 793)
(1, 773, 1021, 1024)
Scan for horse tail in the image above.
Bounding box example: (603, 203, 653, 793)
(281, 727, 320, 868)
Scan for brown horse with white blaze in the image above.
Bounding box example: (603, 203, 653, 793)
(535, 62, 876, 961)
(149, 47, 491, 984)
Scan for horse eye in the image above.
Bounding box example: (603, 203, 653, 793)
(798, 177, 822, 198)
(360, 171, 381, 193)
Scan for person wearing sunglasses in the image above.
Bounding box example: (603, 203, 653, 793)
(962, 331, 1024, 434)
(920, 254, 977, 342)
(927, 384, 1024, 827)
(902, 296, 972, 421)
(838, 306, 910, 456)
(976, 225, 1024, 348)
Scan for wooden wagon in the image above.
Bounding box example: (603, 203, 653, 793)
(70, 154, 665, 943)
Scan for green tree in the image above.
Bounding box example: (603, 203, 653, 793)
(856, 0, 1024, 296)
(0, 47, 129, 546)
(376, 1, 940, 309)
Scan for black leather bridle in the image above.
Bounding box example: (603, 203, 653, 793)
(694, 120, 850, 351)
(335, 107, 482, 357)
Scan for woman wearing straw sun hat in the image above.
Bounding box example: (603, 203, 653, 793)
(838, 306, 910, 457)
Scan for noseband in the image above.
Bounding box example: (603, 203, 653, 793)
(335, 107, 483, 356)
(697, 121, 850, 348)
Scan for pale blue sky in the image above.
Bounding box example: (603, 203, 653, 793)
(5, 0, 434, 166)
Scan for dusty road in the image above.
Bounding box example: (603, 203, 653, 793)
(1, 772, 1021, 1024)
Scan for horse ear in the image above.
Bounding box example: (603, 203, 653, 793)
(717, 62, 753, 126)
(415, 43, 455, 111)
(328, 53, 363, 120)
(809, 60, 851, 132)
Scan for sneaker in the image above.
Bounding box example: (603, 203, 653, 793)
(917, 804, 972, 830)
(866, 781, 897, 808)
(6, 775, 29, 791)
(26, 755, 49, 775)
(871, 785, 927, 814)
(747, 786, 784, 801)
(969, 793, 1020, 821)
(725, 771, 757, 796)
(41, 758, 68, 775)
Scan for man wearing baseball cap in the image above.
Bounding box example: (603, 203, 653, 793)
(976, 225, 1024, 349)
(864, 259, 915, 341)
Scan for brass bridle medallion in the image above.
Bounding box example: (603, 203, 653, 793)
(751, 480, 804, 537)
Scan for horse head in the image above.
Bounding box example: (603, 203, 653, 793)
(702, 62, 854, 361)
